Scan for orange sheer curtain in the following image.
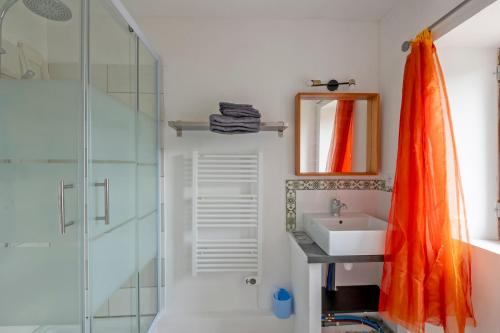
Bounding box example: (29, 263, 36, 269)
(379, 30, 475, 333)
(326, 100, 354, 172)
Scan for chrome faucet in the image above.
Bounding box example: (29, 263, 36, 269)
(330, 198, 347, 217)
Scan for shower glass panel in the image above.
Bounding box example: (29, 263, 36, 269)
(137, 39, 159, 332)
(0, 0, 83, 331)
(0, 0, 161, 332)
(88, 1, 138, 332)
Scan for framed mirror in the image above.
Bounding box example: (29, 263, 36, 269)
(295, 92, 380, 176)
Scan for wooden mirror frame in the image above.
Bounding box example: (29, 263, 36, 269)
(295, 92, 380, 176)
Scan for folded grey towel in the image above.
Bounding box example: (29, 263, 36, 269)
(209, 114, 261, 134)
(210, 125, 260, 134)
(219, 102, 254, 110)
(211, 123, 260, 130)
(220, 108, 261, 118)
(210, 114, 261, 126)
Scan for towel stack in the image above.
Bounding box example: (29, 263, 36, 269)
(209, 102, 261, 134)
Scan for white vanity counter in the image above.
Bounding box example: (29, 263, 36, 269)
(288, 231, 386, 333)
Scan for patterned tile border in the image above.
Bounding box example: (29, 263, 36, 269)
(286, 179, 393, 231)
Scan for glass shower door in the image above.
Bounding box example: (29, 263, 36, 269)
(0, 0, 160, 331)
(0, 81, 84, 330)
(0, 0, 83, 330)
(88, 1, 138, 332)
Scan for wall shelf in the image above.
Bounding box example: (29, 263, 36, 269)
(168, 120, 288, 137)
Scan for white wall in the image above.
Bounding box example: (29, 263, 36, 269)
(380, 1, 500, 332)
(136, 17, 380, 318)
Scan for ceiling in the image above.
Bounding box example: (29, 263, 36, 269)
(437, 0, 500, 48)
(121, 0, 399, 20)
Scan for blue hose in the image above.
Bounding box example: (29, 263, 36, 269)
(322, 314, 385, 332)
(326, 264, 334, 291)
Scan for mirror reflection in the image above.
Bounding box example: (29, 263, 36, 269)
(300, 99, 367, 173)
(296, 93, 379, 175)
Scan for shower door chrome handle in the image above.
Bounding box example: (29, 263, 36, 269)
(58, 180, 74, 235)
(95, 178, 110, 225)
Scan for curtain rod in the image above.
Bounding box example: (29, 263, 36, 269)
(401, 0, 473, 52)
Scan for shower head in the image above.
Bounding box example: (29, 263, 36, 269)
(22, 0, 72, 21)
(1, 0, 72, 23)
(0, 0, 72, 74)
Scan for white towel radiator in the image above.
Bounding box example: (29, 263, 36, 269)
(192, 152, 263, 282)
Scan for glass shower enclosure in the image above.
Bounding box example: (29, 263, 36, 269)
(0, 0, 162, 332)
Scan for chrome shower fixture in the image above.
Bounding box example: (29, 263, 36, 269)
(0, 0, 72, 77)
(1, 0, 72, 23)
(23, 0, 72, 21)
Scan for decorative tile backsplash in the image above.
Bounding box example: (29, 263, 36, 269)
(286, 179, 392, 231)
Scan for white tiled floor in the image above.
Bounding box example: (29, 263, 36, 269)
(153, 311, 293, 333)
(0, 325, 80, 333)
(0, 327, 39, 333)
(0, 317, 155, 333)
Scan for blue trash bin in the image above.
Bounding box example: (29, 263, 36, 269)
(272, 288, 293, 319)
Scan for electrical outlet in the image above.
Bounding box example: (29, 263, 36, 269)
(244, 276, 260, 286)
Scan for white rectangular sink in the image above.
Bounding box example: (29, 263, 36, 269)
(303, 212, 387, 256)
